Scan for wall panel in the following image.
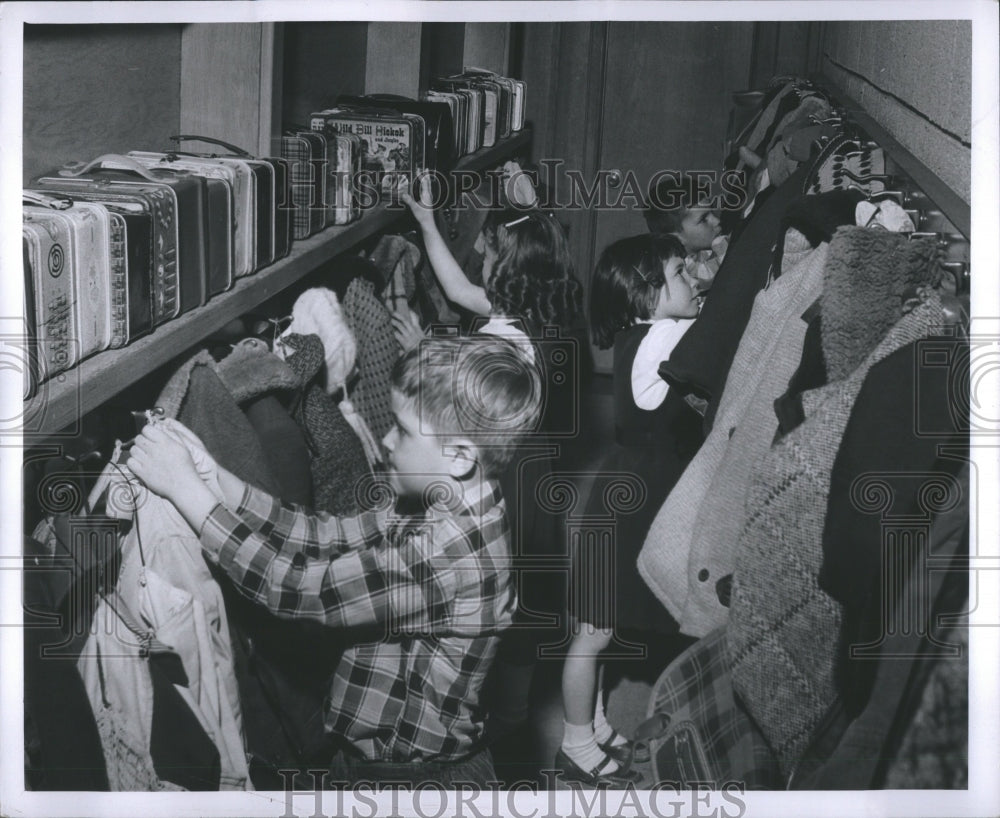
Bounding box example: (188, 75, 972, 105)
(23, 24, 182, 184)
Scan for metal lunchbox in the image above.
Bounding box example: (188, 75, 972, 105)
(23, 192, 112, 363)
(35, 171, 181, 326)
(281, 129, 329, 238)
(51, 154, 209, 314)
(311, 106, 425, 195)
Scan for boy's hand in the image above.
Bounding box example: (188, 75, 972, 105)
(159, 418, 218, 483)
(128, 422, 203, 502)
(128, 422, 221, 532)
(391, 305, 425, 353)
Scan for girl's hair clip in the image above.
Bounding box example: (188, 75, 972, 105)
(502, 214, 531, 229)
(632, 264, 655, 283)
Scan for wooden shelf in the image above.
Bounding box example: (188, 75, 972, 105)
(25, 129, 532, 440)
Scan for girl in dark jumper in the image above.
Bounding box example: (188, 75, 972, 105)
(558, 233, 703, 785)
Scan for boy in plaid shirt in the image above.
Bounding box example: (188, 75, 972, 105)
(129, 335, 543, 786)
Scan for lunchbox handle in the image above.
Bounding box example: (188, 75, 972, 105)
(23, 190, 74, 209)
(331, 103, 407, 118)
(58, 154, 184, 181)
(363, 93, 417, 103)
(171, 134, 254, 158)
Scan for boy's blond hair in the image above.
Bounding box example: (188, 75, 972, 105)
(391, 335, 543, 477)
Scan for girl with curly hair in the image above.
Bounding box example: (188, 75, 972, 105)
(397, 176, 581, 347)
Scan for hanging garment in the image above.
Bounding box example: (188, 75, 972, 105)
(765, 122, 824, 188)
(659, 165, 810, 427)
(767, 94, 831, 154)
(276, 287, 357, 393)
(278, 332, 373, 516)
(77, 463, 250, 791)
(270, 290, 382, 472)
(762, 93, 831, 188)
(818, 334, 968, 712)
(638, 189, 865, 635)
(157, 350, 283, 498)
(855, 199, 916, 232)
(241, 395, 314, 508)
(881, 621, 969, 789)
(216, 337, 314, 507)
(343, 276, 401, 442)
(638, 230, 829, 636)
(24, 529, 111, 790)
(724, 80, 801, 173)
(415, 252, 464, 326)
(369, 233, 420, 314)
(158, 344, 336, 785)
(770, 189, 864, 278)
(338, 396, 384, 468)
(725, 228, 943, 776)
(790, 462, 969, 790)
(805, 136, 887, 196)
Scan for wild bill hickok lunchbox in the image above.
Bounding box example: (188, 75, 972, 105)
(310, 107, 426, 195)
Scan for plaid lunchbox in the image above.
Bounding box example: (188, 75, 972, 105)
(281, 130, 327, 239)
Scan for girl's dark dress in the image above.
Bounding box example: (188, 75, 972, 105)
(571, 323, 705, 635)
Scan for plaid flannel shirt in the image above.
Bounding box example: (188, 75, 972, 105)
(200, 478, 516, 762)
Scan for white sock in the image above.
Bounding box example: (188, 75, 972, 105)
(562, 721, 618, 775)
(593, 696, 627, 747)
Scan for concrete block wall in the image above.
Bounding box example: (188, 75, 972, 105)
(819, 20, 971, 203)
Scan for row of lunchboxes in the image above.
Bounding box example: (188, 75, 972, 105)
(24, 139, 303, 394)
(22, 74, 527, 396)
(309, 70, 527, 198)
(425, 68, 526, 157)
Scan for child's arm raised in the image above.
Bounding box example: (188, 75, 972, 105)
(402, 176, 492, 316)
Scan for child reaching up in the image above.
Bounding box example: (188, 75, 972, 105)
(557, 233, 703, 785)
(397, 170, 581, 348)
